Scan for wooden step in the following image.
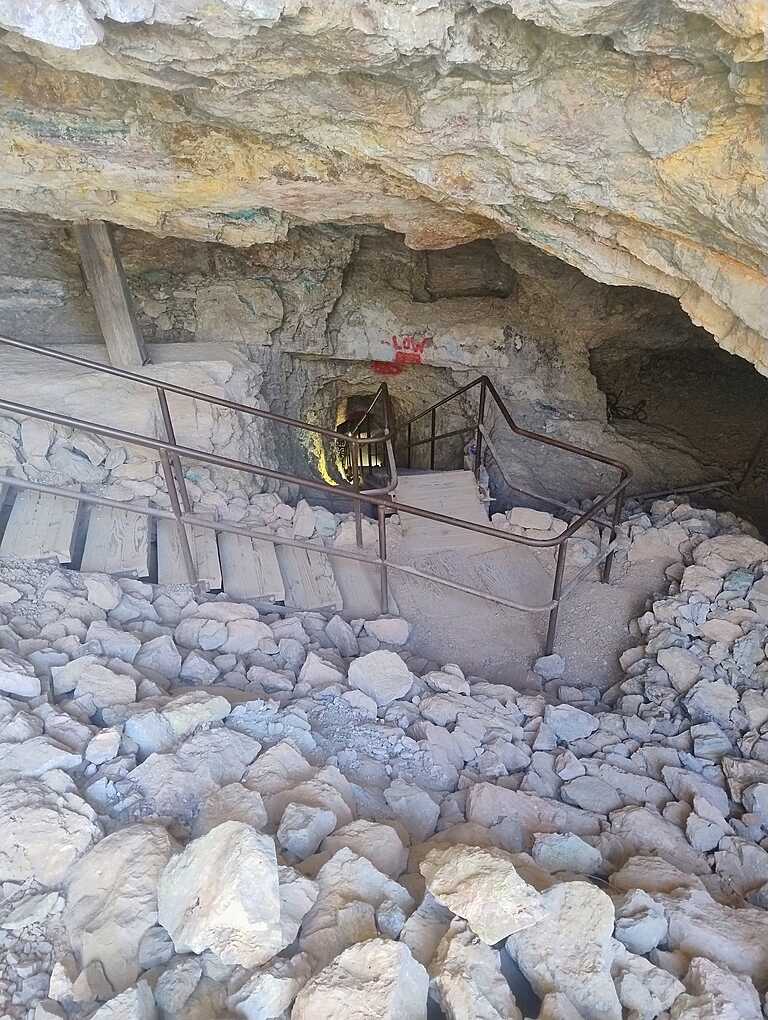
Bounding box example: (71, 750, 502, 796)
(330, 554, 398, 620)
(156, 519, 222, 590)
(218, 532, 285, 601)
(275, 544, 343, 612)
(0, 489, 79, 563)
(80, 505, 150, 577)
(394, 469, 504, 553)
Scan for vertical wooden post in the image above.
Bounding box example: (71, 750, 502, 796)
(74, 220, 148, 369)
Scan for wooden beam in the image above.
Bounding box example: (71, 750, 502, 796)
(74, 220, 148, 369)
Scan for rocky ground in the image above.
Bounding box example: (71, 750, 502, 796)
(1, 498, 768, 1019)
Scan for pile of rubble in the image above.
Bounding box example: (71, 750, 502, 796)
(1, 499, 768, 1019)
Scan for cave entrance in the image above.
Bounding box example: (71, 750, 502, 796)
(589, 331, 768, 531)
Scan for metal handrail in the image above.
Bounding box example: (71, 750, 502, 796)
(0, 337, 631, 654)
(397, 374, 631, 647)
(0, 335, 388, 448)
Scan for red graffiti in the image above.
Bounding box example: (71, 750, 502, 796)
(372, 360, 402, 375)
(390, 333, 431, 365)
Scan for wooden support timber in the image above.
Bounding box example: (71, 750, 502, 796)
(74, 220, 148, 369)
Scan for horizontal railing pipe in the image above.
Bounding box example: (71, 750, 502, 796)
(0, 335, 386, 447)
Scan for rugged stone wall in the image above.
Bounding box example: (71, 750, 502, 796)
(0, 1, 765, 373)
(3, 210, 767, 513)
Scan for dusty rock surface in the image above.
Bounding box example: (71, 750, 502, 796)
(1, 496, 768, 1017)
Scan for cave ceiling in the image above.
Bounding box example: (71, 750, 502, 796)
(0, 1, 765, 371)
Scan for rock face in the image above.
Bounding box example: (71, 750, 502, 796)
(0, 2, 764, 374)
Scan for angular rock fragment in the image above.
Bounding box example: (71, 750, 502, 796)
(420, 844, 546, 944)
(66, 823, 176, 992)
(348, 650, 413, 706)
(507, 882, 621, 1020)
(0, 648, 41, 697)
(0, 778, 101, 886)
(430, 918, 522, 1020)
(157, 821, 284, 968)
(292, 939, 428, 1020)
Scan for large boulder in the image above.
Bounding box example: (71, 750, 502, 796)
(65, 823, 177, 992)
(157, 821, 284, 968)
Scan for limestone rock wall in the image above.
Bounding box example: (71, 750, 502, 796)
(0, 2, 764, 372)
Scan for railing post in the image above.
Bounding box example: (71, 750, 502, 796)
(377, 503, 388, 613)
(159, 449, 197, 585)
(407, 422, 412, 469)
(544, 540, 567, 656)
(429, 408, 436, 470)
(473, 378, 486, 480)
(601, 476, 627, 583)
(351, 449, 363, 548)
(157, 388, 193, 513)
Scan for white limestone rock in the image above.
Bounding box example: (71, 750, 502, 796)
(0, 778, 101, 886)
(84, 574, 122, 611)
(86, 728, 122, 765)
(348, 650, 413, 706)
(298, 848, 414, 968)
(65, 823, 176, 993)
(400, 891, 454, 967)
(607, 806, 711, 875)
(670, 956, 762, 1020)
(292, 939, 428, 1020)
(125, 689, 232, 757)
(153, 956, 202, 1015)
(533, 654, 565, 680)
(364, 617, 411, 646)
(430, 918, 522, 1020)
(544, 704, 599, 741)
(179, 650, 220, 684)
(611, 943, 685, 1020)
(320, 820, 408, 878)
(466, 783, 602, 838)
(613, 889, 668, 955)
(228, 954, 312, 1020)
(221, 618, 275, 655)
(384, 779, 440, 843)
(192, 783, 268, 837)
(325, 615, 359, 657)
(531, 833, 602, 875)
(125, 728, 262, 820)
(86, 622, 142, 662)
(657, 886, 768, 990)
(297, 651, 345, 688)
(0, 581, 22, 605)
(692, 535, 768, 578)
(277, 864, 319, 950)
(507, 882, 621, 1020)
(277, 802, 337, 859)
(89, 981, 156, 1020)
(0, 648, 41, 698)
(0, 735, 82, 777)
(52, 657, 136, 707)
(420, 844, 546, 944)
(157, 821, 284, 968)
(133, 636, 182, 679)
(657, 647, 701, 693)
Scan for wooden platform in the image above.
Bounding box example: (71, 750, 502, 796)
(80, 505, 150, 577)
(275, 544, 343, 612)
(218, 532, 285, 601)
(156, 519, 222, 590)
(394, 470, 504, 553)
(0, 490, 79, 563)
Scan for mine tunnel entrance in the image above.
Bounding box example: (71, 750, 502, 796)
(590, 330, 768, 531)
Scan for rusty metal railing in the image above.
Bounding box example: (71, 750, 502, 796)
(398, 375, 632, 648)
(0, 337, 631, 654)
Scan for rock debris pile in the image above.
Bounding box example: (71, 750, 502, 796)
(1, 498, 768, 1019)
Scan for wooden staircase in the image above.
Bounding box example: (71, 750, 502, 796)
(394, 469, 505, 554)
(0, 487, 346, 613)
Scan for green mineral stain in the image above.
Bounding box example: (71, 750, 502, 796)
(7, 109, 127, 144)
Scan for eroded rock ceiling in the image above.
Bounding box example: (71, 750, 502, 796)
(0, 2, 765, 371)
